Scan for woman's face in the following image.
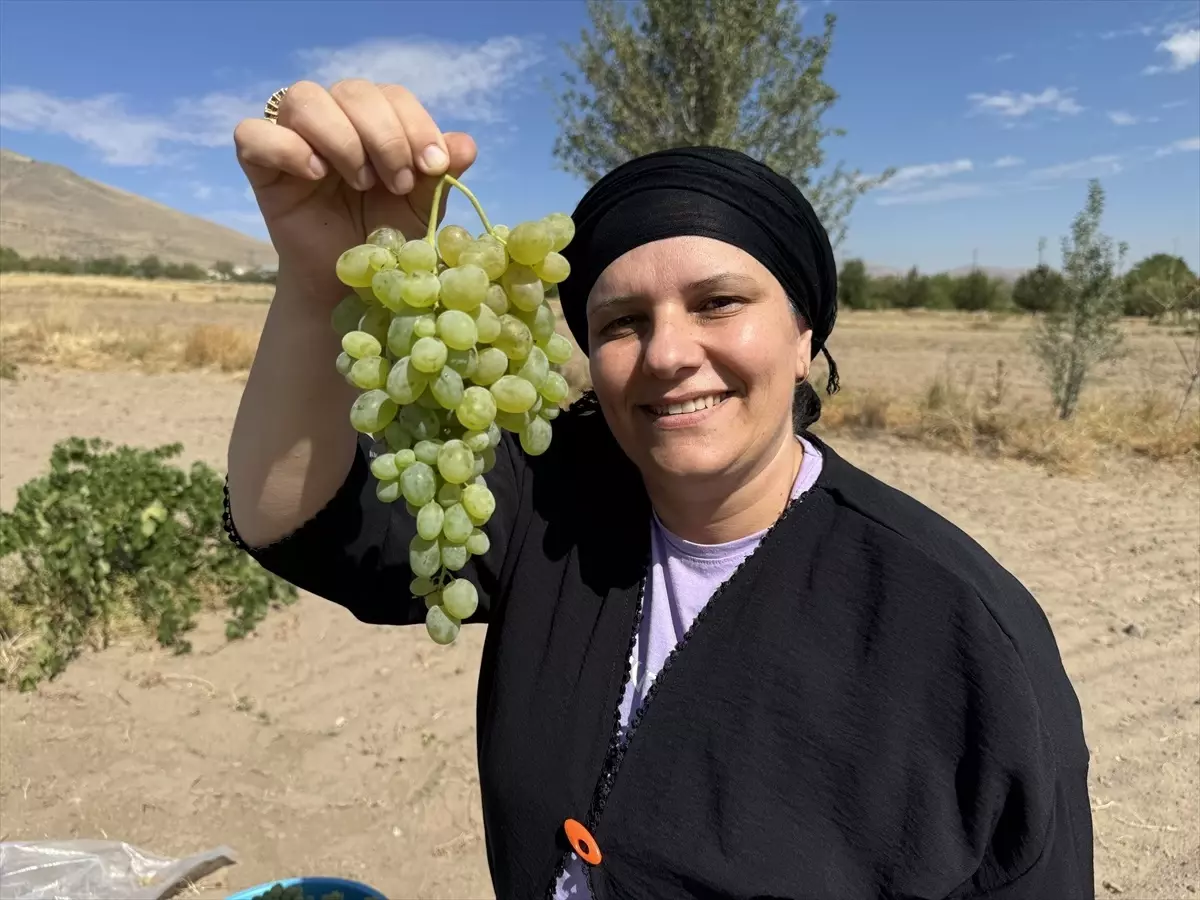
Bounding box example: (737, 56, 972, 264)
(585, 236, 812, 487)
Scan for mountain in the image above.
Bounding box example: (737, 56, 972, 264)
(0, 148, 276, 268)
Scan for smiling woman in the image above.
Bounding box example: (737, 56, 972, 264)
(224, 81, 1095, 900)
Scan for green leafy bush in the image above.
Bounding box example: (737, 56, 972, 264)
(0, 437, 296, 690)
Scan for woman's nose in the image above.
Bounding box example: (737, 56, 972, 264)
(640, 313, 703, 380)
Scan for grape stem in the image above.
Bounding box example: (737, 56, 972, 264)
(425, 174, 503, 245)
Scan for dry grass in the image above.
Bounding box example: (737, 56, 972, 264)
(3, 273, 1197, 469)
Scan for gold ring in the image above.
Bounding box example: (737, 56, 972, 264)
(264, 87, 289, 124)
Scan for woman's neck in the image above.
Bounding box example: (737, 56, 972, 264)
(647, 431, 804, 545)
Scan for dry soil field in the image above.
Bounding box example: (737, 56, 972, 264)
(0, 274, 1198, 899)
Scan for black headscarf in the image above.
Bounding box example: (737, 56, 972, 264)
(557, 146, 840, 395)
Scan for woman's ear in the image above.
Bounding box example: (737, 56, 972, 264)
(794, 313, 813, 384)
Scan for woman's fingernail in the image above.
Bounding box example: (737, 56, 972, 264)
(393, 168, 415, 194)
(356, 165, 375, 190)
(309, 155, 327, 179)
(421, 144, 448, 172)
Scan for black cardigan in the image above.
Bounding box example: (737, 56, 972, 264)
(225, 398, 1095, 900)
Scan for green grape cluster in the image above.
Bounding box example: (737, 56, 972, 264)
(330, 175, 575, 645)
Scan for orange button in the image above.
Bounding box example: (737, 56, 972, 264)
(564, 818, 602, 865)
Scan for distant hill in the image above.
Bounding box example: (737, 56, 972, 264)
(0, 148, 276, 269)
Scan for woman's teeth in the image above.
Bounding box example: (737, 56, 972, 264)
(651, 392, 731, 416)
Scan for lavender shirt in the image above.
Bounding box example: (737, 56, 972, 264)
(555, 435, 824, 898)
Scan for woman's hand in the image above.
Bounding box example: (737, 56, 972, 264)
(234, 79, 477, 295)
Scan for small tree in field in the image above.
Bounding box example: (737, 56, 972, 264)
(1030, 179, 1127, 420)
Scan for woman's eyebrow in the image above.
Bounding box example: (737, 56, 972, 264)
(588, 272, 759, 313)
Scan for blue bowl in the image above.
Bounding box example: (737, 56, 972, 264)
(226, 876, 385, 900)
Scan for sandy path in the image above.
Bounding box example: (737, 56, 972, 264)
(1, 366, 1197, 898)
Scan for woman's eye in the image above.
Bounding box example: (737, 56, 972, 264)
(700, 296, 741, 313)
(601, 314, 638, 334)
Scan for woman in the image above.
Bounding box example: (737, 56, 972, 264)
(226, 81, 1095, 900)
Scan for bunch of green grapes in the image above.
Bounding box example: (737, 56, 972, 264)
(330, 175, 575, 646)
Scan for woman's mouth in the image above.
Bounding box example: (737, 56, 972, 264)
(641, 391, 735, 427)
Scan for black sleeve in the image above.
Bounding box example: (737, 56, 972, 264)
(222, 432, 526, 627)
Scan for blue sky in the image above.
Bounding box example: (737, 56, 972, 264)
(1, 0, 1198, 273)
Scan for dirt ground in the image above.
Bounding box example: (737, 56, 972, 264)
(1, 321, 1198, 896)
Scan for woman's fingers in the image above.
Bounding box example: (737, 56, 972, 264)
(408, 131, 479, 228)
(233, 117, 326, 190)
(379, 84, 451, 181)
(331, 79, 416, 195)
(276, 80, 374, 191)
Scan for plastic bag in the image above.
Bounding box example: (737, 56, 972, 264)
(0, 840, 237, 900)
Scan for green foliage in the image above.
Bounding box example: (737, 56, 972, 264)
(1122, 253, 1199, 318)
(1030, 179, 1127, 420)
(0, 246, 275, 284)
(837, 259, 871, 309)
(1012, 264, 1067, 313)
(552, 0, 894, 248)
(952, 269, 1005, 312)
(0, 438, 296, 691)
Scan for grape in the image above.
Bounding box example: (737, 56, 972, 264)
(543, 332, 573, 365)
(368, 226, 406, 255)
(414, 440, 442, 466)
(442, 503, 474, 543)
(483, 284, 509, 316)
(464, 429, 492, 454)
(441, 542, 469, 571)
(490, 375, 538, 413)
(401, 462, 437, 506)
(439, 264, 489, 312)
(517, 347, 549, 390)
(487, 422, 502, 447)
(442, 578, 479, 619)
(426, 605, 460, 644)
(370, 452, 401, 481)
(386, 356, 429, 405)
(372, 269, 408, 311)
(332, 294, 369, 336)
(377, 480, 402, 503)
(350, 355, 391, 390)
(494, 315, 533, 360)
(540, 405, 561, 421)
(384, 421, 411, 451)
(544, 212, 575, 252)
(437, 225, 472, 266)
(437, 482, 463, 507)
(507, 221, 554, 266)
(359, 306, 391, 345)
(410, 534, 442, 578)
(437, 439, 475, 484)
(387, 313, 421, 357)
(502, 264, 545, 312)
(430, 365, 465, 409)
(335, 245, 377, 287)
(401, 272, 440, 308)
(399, 404, 441, 441)
(437, 310, 478, 350)
(531, 304, 557, 344)
(417, 501, 445, 541)
(520, 416, 553, 455)
(466, 528, 490, 556)
(343, 330, 382, 360)
(394, 448, 417, 469)
(474, 304, 502, 343)
(462, 483, 496, 525)
(461, 236, 508, 280)
(425, 590, 442, 610)
(398, 240, 438, 274)
(413, 314, 437, 338)
(411, 336, 448, 374)
(410, 576, 437, 596)
(456, 385, 497, 431)
(532, 252, 570, 284)
(539, 370, 569, 404)
(481, 447, 497, 474)
(471, 347, 509, 386)
(335, 351, 354, 377)
(350, 390, 397, 433)
(495, 408, 534, 433)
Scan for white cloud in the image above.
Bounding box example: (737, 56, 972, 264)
(298, 36, 541, 123)
(192, 183, 213, 201)
(881, 158, 974, 191)
(992, 155, 1024, 168)
(1155, 136, 1200, 156)
(992, 52, 1015, 63)
(967, 86, 1083, 119)
(876, 183, 991, 206)
(1100, 24, 1157, 39)
(1107, 110, 1139, 125)
(1144, 28, 1200, 73)
(1161, 99, 1190, 108)
(1028, 154, 1123, 180)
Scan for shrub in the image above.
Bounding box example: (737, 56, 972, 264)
(0, 438, 296, 690)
